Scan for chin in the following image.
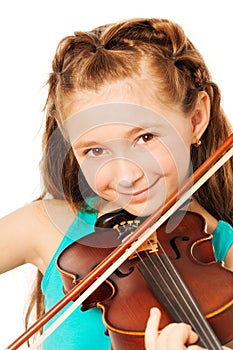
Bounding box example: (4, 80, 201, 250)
(124, 196, 167, 218)
(124, 205, 157, 218)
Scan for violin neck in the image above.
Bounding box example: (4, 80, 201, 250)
(138, 254, 222, 350)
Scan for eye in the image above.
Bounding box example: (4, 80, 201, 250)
(86, 147, 106, 157)
(137, 133, 155, 144)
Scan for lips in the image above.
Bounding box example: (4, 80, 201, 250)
(119, 178, 160, 198)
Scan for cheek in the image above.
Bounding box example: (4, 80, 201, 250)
(168, 145, 191, 183)
(73, 152, 99, 193)
(91, 171, 109, 194)
(79, 160, 111, 194)
(151, 142, 191, 183)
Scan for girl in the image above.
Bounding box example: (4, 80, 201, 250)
(1, 17, 233, 349)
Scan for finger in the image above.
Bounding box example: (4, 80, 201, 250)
(186, 328, 199, 345)
(145, 307, 161, 350)
(157, 323, 188, 349)
(157, 323, 203, 350)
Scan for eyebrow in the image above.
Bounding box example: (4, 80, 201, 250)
(74, 139, 99, 150)
(124, 126, 151, 138)
(74, 123, 163, 149)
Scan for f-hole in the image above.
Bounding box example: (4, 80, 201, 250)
(170, 235, 189, 259)
(113, 266, 134, 278)
(92, 262, 134, 278)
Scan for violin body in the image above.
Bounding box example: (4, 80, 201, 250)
(57, 211, 233, 350)
(6, 137, 233, 350)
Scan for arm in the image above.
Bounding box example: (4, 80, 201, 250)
(0, 200, 66, 274)
(0, 199, 76, 275)
(0, 201, 44, 274)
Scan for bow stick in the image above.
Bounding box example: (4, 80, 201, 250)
(7, 134, 233, 350)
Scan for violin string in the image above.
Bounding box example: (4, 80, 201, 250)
(136, 242, 222, 350)
(23, 147, 232, 350)
(155, 232, 224, 349)
(145, 241, 221, 349)
(137, 248, 219, 350)
(136, 250, 207, 346)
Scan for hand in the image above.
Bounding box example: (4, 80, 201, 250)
(145, 308, 206, 350)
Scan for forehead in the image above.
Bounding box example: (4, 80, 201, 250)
(62, 103, 171, 144)
(60, 77, 184, 144)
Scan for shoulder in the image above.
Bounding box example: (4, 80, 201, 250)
(27, 199, 79, 272)
(36, 199, 78, 232)
(213, 220, 233, 270)
(1, 199, 77, 234)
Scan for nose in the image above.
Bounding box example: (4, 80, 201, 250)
(111, 158, 144, 191)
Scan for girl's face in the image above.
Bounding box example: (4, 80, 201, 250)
(64, 78, 198, 217)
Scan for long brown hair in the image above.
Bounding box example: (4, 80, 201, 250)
(26, 17, 233, 340)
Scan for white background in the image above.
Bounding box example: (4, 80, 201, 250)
(0, 0, 232, 348)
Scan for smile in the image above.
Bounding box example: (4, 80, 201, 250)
(119, 178, 160, 200)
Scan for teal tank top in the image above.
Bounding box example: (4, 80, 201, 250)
(41, 208, 111, 350)
(41, 209, 233, 349)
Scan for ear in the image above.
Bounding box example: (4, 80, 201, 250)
(191, 91, 210, 144)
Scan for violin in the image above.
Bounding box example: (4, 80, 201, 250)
(56, 209, 233, 350)
(6, 134, 233, 349)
